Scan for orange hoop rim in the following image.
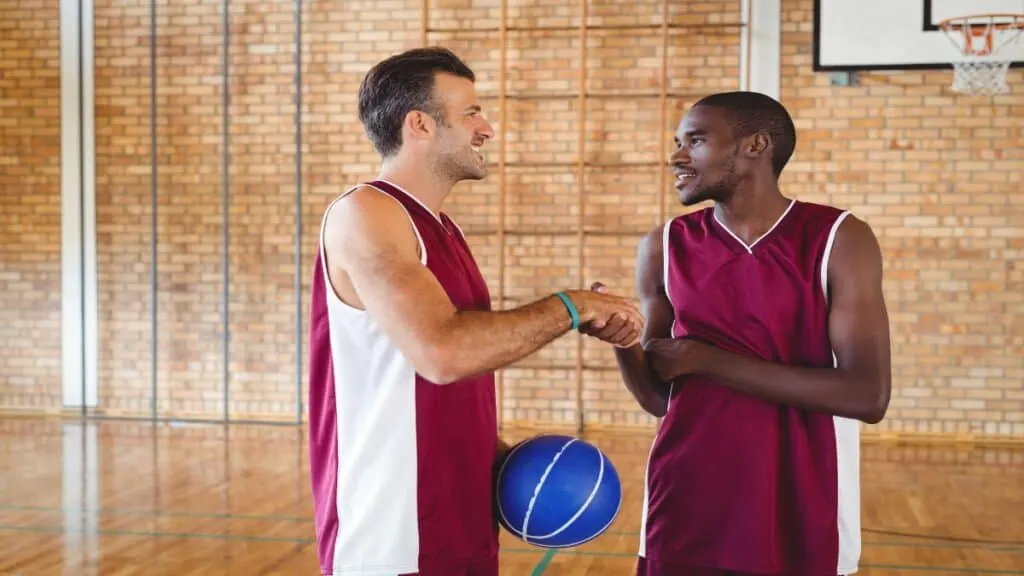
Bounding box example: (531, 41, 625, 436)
(937, 13, 1024, 57)
(937, 13, 1024, 32)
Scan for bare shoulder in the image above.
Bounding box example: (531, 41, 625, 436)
(634, 222, 670, 298)
(636, 223, 668, 274)
(827, 212, 884, 298)
(322, 185, 420, 268)
(831, 213, 883, 271)
(637, 223, 666, 259)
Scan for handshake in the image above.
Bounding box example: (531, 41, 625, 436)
(560, 282, 645, 349)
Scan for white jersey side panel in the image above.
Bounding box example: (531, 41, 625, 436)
(821, 210, 862, 575)
(319, 186, 427, 575)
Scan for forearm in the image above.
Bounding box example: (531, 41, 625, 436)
(615, 344, 670, 417)
(698, 347, 887, 423)
(430, 295, 573, 383)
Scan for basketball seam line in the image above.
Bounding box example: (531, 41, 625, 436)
(521, 438, 576, 542)
(531, 445, 623, 549)
(530, 442, 604, 540)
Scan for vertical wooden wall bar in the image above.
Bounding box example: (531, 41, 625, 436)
(659, 0, 669, 226)
(743, 0, 752, 90)
(222, 0, 231, 423)
(148, 0, 158, 421)
(574, 0, 589, 433)
(420, 0, 428, 46)
(293, 0, 304, 424)
(496, 0, 508, 427)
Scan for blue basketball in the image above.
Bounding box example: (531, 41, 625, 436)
(495, 434, 622, 548)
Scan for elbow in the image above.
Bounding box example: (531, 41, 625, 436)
(642, 394, 668, 418)
(414, 341, 464, 385)
(857, 380, 891, 424)
(418, 360, 460, 386)
(639, 392, 668, 418)
(860, 405, 886, 425)
(420, 366, 458, 386)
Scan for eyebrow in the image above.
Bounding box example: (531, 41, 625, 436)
(675, 129, 707, 143)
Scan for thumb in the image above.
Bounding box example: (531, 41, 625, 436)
(590, 281, 607, 293)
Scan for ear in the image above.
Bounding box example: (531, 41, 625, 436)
(743, 132, 771, 160)
(404, 110, 437, 143)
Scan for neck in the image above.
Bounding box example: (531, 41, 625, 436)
(377, 155, 452, 215)
(714, 175, 791, 245)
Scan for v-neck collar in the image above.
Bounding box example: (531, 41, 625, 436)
(712, 199, 797, 254)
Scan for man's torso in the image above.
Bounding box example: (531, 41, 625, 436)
(308, 180, 498, 576)
(640, 200, 861, 576)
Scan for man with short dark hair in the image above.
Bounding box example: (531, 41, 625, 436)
(615, 91, 892, 576)
(306, 47, 645, 576)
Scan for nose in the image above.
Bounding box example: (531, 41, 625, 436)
(478, 119, 495, 141)
(670, 145, 690, 165)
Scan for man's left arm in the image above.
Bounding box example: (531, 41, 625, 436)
(645, 215, 892, 424)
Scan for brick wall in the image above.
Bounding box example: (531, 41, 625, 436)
(0, 0, 62, 412)
(781, 0, 1024, 437)
(4, 0, 1022, 438)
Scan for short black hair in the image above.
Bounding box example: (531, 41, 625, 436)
(357, 47, 476, 158)
(694, 91, 797, 177)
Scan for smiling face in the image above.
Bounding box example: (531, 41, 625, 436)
(670, 105, 747, 206)
(429, 72, 495, 183)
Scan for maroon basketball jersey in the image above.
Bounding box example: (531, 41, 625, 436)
(638, 200, 861, 575)
(308, 180, 499, 575)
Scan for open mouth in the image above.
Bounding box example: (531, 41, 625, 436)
(471, 142, 485, 162)
(674, 170, 696, 188)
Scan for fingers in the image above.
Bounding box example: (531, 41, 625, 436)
(569, 285, 644, 346)
(606, 320, 640, 348)
(584, 308, 643, 348)
(584, 313, 629, 341)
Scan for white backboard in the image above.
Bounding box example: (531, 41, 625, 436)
(814, 0, 1024, 70)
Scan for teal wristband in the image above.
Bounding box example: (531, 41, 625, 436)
(555, 291, 580, 330)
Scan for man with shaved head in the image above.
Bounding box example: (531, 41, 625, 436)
(614, 91, 893, 576)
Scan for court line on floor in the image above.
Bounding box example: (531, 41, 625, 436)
(2, 524, 1023, 575)
(529, 550, 556, 576)
(5, 504, 1022, 554)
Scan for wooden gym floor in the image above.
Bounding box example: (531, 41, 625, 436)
(1, 417, 1022, 575)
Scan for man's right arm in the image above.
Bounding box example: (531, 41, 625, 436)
(612, 226, 675, 417)
(324, 187, 642, 385)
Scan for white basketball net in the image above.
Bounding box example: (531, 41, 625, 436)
(939, 14, 1024, 96)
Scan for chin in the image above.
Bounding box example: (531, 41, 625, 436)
(460, 168, 487, 181)
(679, 190, 708, 206)
(679, 185, 723, 207)
(465, 163, 488, 180)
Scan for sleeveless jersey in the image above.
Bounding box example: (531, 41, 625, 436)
(307, 180, 499, 575)
(638, 199, 861, 576)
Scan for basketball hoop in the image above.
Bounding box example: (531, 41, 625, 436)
(938, 13, 1024, 95)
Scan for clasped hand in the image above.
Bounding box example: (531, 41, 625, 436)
(572, 282, 644, 348)
(570, 283, 713, 377)
(642, 337, 711, 381)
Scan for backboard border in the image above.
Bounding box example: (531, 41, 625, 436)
(812, 0, 1024, 71)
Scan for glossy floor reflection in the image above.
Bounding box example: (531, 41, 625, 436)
(1, 417, 1022, 575)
